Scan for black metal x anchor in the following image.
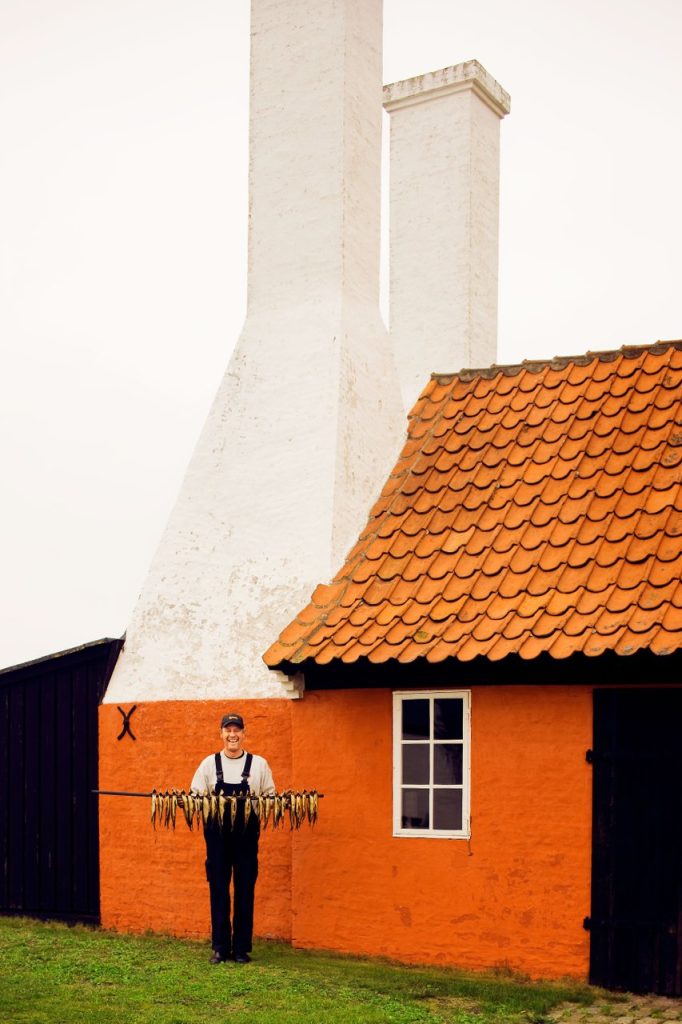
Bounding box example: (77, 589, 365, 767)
(116, 704, 137, 741)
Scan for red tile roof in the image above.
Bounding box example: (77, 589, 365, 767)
(264, 342, 682, 668)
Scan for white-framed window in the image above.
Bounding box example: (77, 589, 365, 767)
(392, 691, 470, 839)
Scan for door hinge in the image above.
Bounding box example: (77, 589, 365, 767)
(585, 749, 594, 764)
(583, 916, 592, 931)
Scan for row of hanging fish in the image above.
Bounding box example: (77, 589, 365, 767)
(150, 788, 320, 832)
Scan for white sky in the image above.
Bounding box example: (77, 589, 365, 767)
(1, 0, 681, 669)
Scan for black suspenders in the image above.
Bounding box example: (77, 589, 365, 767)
(214, 751, 253, 789)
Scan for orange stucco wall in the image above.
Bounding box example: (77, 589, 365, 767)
(99, 685, 593, 978)
(99, 700, 293, 941)
(289, 686, 593, 978)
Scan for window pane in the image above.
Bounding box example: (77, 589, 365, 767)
(402, 699, 429, 740)
(434, 744, 463, 785)
(402, 744, 429, 785)
(433, 789, 463, 831)
(434, 698, 463, 740)
(401, 788, 429, 829)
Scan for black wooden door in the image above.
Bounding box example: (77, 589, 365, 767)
(590, 688, 682, 995)
(0, 639, 121, 923)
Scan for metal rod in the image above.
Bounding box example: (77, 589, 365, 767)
(94, 790, 152, 797)
(93, 790, 324, 799)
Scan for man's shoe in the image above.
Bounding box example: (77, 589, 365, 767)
(233, 953, 251, 964)
(209, 951, 229, 964)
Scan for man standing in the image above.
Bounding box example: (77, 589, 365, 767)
(191, 713, 276, 964)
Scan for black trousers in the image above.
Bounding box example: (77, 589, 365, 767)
(204, 821, 259, 957)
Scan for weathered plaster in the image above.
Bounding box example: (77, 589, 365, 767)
(104, 0, 403, 703)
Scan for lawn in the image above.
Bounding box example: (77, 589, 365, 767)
(0, 916, 600, 1024)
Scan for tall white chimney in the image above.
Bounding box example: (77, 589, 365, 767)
(104, 0, 403, 703)
(384, 61, 510, 410)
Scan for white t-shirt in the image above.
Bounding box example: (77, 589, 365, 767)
(190, 750, 276, 796)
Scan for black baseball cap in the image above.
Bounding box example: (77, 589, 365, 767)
(220, 713, 245, 729)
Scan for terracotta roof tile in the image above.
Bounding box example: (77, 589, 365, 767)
(640, 578, 679, 610)
(507, 544, 539, 575)
(386, 577, 420, 604)
(264, 341, 682, 669)
(409, 575, 444, 605)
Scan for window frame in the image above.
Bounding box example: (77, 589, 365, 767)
(392, 690, 471, 840)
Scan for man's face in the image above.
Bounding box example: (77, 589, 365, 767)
(221, 724, 245, 755)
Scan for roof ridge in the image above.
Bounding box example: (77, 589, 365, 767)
(431, 339, 682, 385)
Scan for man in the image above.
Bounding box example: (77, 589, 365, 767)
(191, 712, 276, 964)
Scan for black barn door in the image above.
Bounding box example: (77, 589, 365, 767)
(0, 639, 121, 924)
(590, 688, 682, 995)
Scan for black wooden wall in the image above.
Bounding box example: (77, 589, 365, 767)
(0, 638, 122, 923)
(590, 687, 682, 996)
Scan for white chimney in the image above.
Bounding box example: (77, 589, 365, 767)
(103, 0, 403, 704)
(384, 61, 510, 410)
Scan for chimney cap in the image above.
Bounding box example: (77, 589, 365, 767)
(383, 59, 510, 118)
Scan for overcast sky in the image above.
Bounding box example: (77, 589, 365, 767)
(1, 0, 681, 669)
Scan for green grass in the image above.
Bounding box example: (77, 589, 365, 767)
(0, 916, 600, 1024)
